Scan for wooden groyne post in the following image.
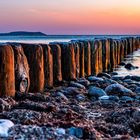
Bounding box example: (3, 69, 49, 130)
(0, 36, 140, 96)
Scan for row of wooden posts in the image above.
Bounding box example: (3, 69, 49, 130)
(0, 37, 140, 97)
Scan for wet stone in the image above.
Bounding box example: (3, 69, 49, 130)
(97, 73, 111, 79)
(109, 95, 119, 102)
(76, 94, 86, 101)
(99, 95, 109, 100)
(134, 87, 140, 95)
(56, 92, 69, 101)
(62, 87, 87, 96)
(124, 75, 132, 79)
(119, 96, 134, 103)
(110, 72, 118, 76)
(67, 127, 83, 139)
(88, 76, 104, 82)
(125, 63, 138, 70)
(112, 75, 125, 81)
(69, 81, 86, 89)
(77, 79, 90, 87)
(88, 86, 107, 98)
(119, 61, 126, 66)
(105, 84, 135, 97)
(131, 76, 140, 82)
(0, 119, 14, 137)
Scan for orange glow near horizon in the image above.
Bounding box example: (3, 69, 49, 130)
(0, 0, 140, 34)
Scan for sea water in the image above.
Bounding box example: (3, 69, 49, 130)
(0, 35, 138, 44)
(114, 49, 140, 76)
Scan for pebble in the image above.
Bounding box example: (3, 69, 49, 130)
(0, 119, 14, 137)
(56, 128, 66, 135)
(76, 94, 86, 101)
(99, 95, 109, 100)
(67, 127, 83, 138)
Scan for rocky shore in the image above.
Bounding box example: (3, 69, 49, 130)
(0, 70, 140, 139)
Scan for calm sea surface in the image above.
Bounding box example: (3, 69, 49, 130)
(114, 49, 140, 76)
(0, 35, 140, 76)
(0, 35, 139, 44)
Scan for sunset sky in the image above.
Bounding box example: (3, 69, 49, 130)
(0, 0, 140, 34)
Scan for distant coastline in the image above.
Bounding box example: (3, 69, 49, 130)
(0, 31, 47, 36)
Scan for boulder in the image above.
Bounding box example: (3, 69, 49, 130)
(105, 84, 135, 97)
(88, 86, 106, 98)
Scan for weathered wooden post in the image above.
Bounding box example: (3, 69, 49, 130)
(116, 40, 121, 65)
(0, 44, 15, 96)
(42, 44, 53, 88)
(60, 42, 76, 80)
(127, 38, 133, 54)
(121, 39, 128, 56)
(109, 39, 116, 70)
(71, 41, 80, 78)
(90, 39, 102, 75)
(22, 44, 44, 93)
(82, 40, 91, 76)
(49, 44, 62, 83)
(78, 41, 85, 77)
(134, 38, 140, 51)
(98, 40, 103, 73)
(101, 39, 110, 72)
(120, 41, 125, 62)
(12, 44, 30, 93)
